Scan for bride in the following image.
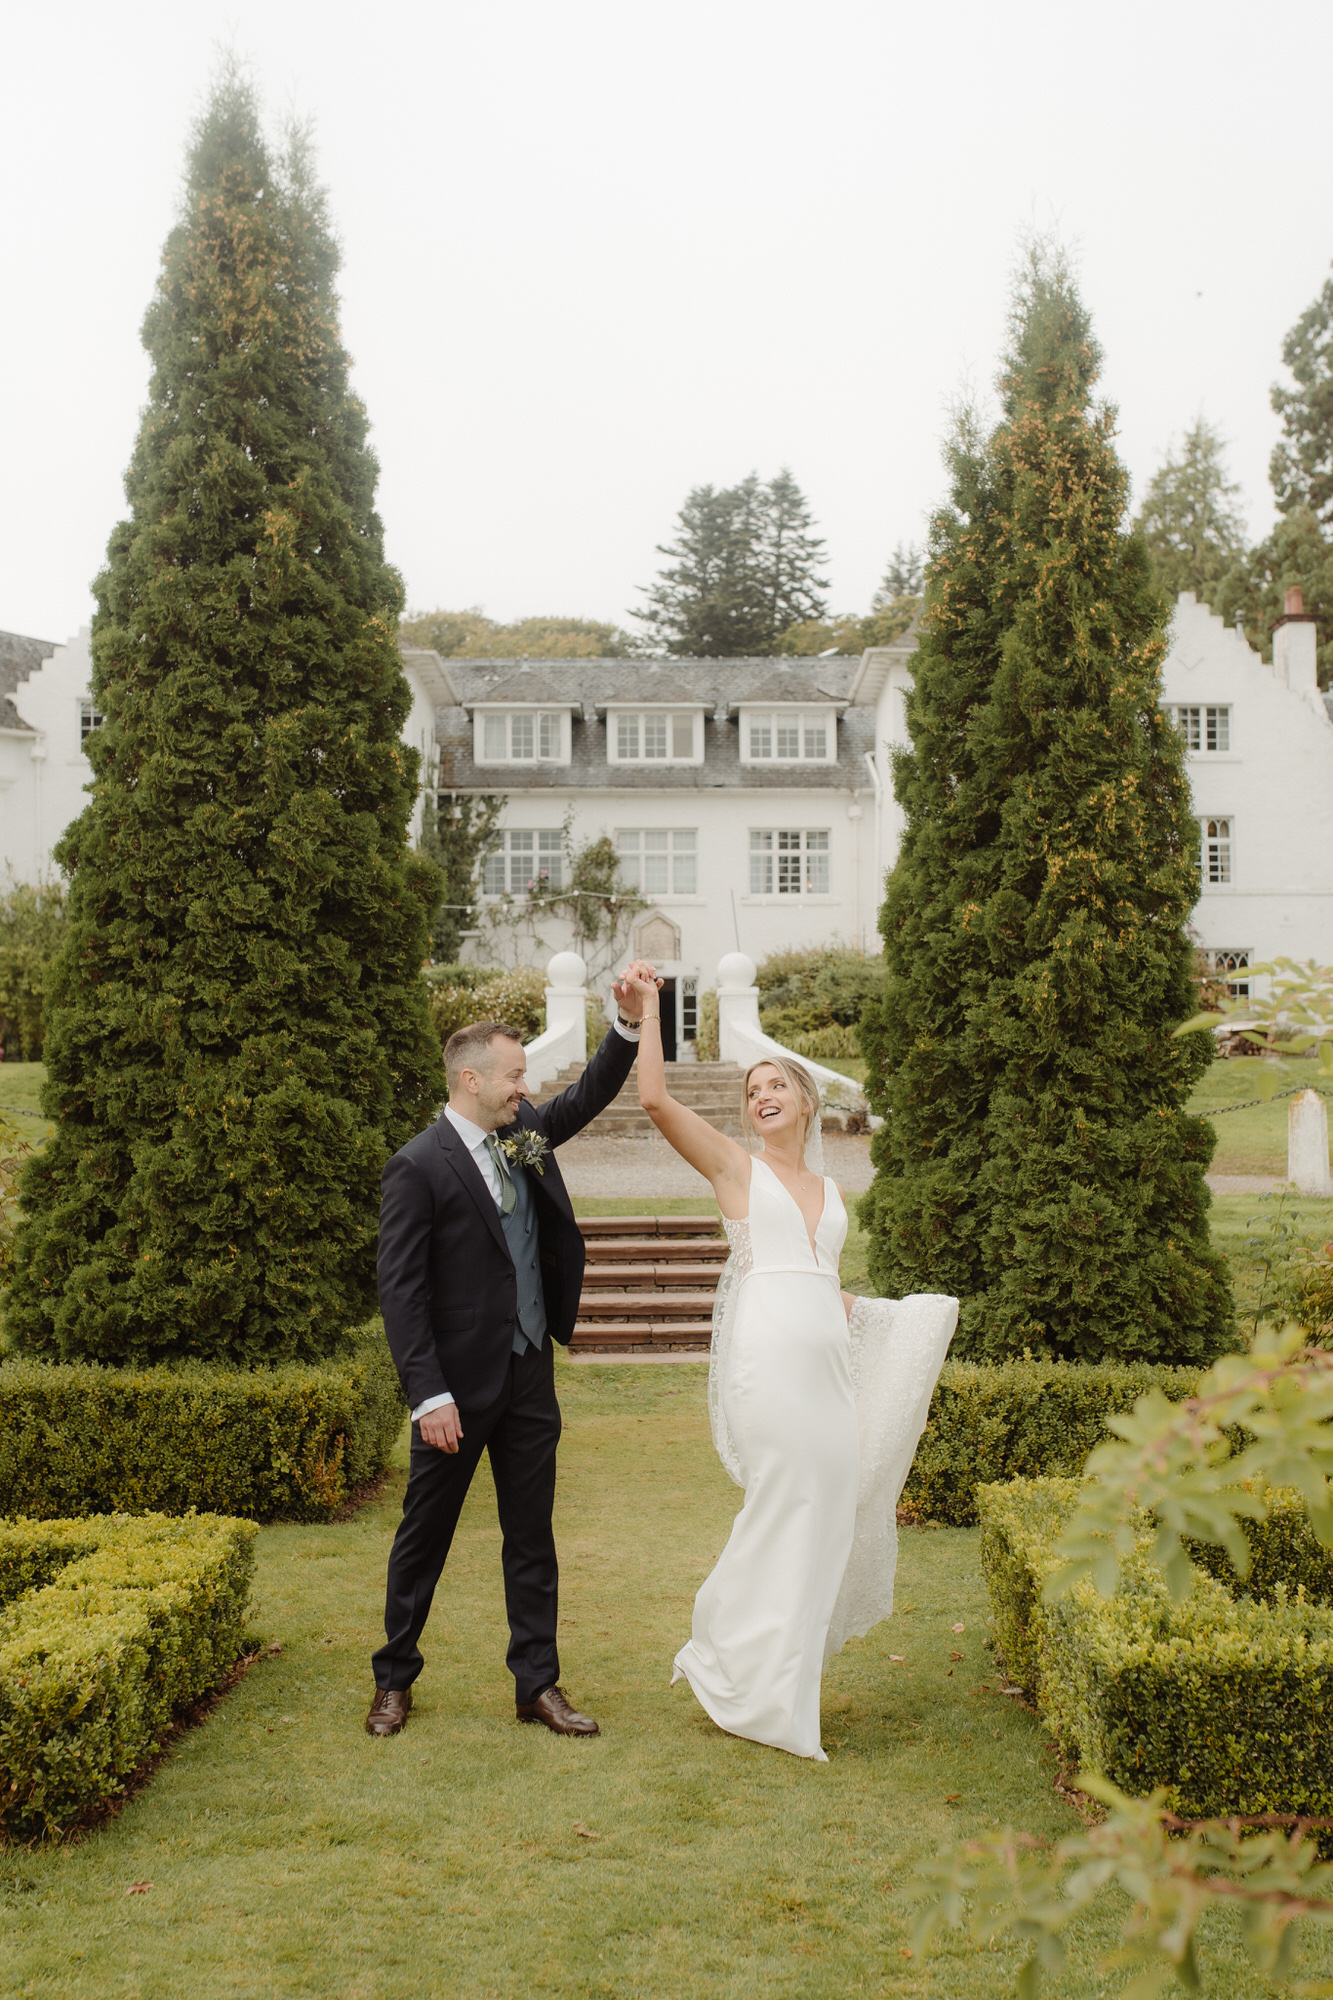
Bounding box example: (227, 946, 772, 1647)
(622, 970, 958, 1761)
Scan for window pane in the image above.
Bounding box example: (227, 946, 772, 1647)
(749, 830, 772, 895)
(644, 850, 669, 894)
(776, 829, 802, 894)
(80, 700, 104, 745)
(1203, 818, 1232, 885)
(617, 714, 638, 759)
(511, 713, 534, 759)
(482, 847, 506, 894)
(1175, 706, 1201, 750)
(1206, 706, 1230, 752)
(539, 712, 560, 759)
(672, 713, 693, 758)
(749, 719, 772, 759)
(616, 831, 641, 890)
(483, 714, 506, 759)
(803, 722, 827, 758)
(508, 830, 534, 893)
(807, 830, 830, 894)
(776, 722, 800, 758)
(537, 829, 563, 890)
(643, 714, 668, 758)
(672, 829, 696, 895)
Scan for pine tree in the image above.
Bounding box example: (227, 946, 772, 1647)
(634, 471, 826, 654)
(1271, 269, 1333, 522)
(4, 72, 445, 1367)
(1134, 418, 1247, 603)
(858, 245, 1232, 1365)
(874, 541, 924, 601)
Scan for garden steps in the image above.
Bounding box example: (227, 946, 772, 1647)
(535, 1060, 746, 1138)
(572, 1214, 723, 1352)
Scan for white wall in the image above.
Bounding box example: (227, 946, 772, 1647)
(0, 627, 95, 884)
(1160, 592, 1333, 972)
(473, 787, 881, 992)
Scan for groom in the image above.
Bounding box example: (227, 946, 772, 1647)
(366, 963, 657, 1738)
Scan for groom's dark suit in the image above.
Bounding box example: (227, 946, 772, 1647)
(373, 1026, 638, 1700)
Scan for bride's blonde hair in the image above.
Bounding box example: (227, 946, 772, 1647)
(740, 1056, 820, 1153)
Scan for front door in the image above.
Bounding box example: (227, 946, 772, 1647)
(659, 978, 678, 1063)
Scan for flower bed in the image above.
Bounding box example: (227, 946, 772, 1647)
(980, 1475, 1333, 1820)
(0, 1511, 256, 1838)
(0, 1322, 404, 1523)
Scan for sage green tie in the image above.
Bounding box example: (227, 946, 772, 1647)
(484, 1133, 517, 1216)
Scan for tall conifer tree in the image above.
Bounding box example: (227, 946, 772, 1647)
(859, 247, 1232, 1364)
(5, 72, 444, 1366)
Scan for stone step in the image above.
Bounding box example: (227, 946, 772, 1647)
(575, 1290, 718, 1320)
(582, 1237, 728, 1265)
(569, 1322, 712, 1352)
(537, 1061, 748, 1138)
(580, 1262, 724, 1291)
(578, 1214, 720, 1239)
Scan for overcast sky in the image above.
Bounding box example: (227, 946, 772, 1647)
(3, 0, 1330, 646)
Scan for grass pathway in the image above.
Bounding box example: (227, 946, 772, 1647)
(3, 1361, 1324, 1999)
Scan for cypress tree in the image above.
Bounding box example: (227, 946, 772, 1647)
(858, 246, 1233, 1365)
(5, 73, 444, 1367)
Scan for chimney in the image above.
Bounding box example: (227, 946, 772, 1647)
(1273, 586, 1318, 692)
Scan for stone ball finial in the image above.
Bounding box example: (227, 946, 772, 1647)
(545, 950, 588, 991)
(717, 951, 757, 990)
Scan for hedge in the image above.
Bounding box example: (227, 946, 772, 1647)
(980, 1475, 1333, 1821)
(899, 1358, 1202, 1525)
(0, 1322, 404, 1522)
(0, 1511, 256, 1838)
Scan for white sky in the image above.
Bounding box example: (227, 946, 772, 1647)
(3, 0, 1330, 645)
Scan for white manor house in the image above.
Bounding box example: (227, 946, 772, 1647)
(1, 588, 1328, 1052)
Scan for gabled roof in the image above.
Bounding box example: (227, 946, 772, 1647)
(0, 629, 55, 733)
(599, 676, 704, 707)
(467, 669, 573, 707)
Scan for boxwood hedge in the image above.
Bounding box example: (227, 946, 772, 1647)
(899, 1359, 1202, 1525)
(980, 1475, 1333, 1821)
(0, 1322, 404, 1522)
(0, 1511, 256, 1839)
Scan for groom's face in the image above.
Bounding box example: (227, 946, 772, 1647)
(472, 1034, 530, 1132)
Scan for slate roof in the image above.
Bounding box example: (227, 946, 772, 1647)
(0, 629, 55, 733)
(431, 655, 874, 794)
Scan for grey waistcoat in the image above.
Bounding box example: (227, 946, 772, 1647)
(500, 1161, 547, 1354)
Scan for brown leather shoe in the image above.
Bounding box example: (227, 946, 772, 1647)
(516, 1685, 599, 1736)
(365, 1688, 412, 1736)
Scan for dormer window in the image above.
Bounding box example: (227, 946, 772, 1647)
(605, 707, 703, 765)
(475, 708, 569, 765)
(739, 707, 836, 765)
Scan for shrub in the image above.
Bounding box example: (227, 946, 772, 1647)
(899, 1358, 1201, 1526)
(0, 1323, 404, 1523)
(696, 990, 719, 1062)
(0, 1510, 256, 1838)
(762, 1017, 862, 1060)
(756, 943, 883, 1038)
(0, 880, 67, 1061)
(980, 1475, 1333, 1821)
(427, 964, 546, 1046)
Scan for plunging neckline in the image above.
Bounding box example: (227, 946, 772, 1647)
(753, 1156, 828, 1262)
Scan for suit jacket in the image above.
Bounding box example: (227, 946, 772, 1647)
(377, 1026, 638, 1412)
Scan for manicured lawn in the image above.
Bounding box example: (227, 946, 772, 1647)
(0, 1059, 52, 1154)
(3, 1357, 1327, 1998)
(1188, 1053, 1329, 1176)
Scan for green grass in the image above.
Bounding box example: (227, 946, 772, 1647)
(6, 1361, 1322, 1998)
(0, 1059, 52, 1153)
(1187, 1055, 1325, 1176)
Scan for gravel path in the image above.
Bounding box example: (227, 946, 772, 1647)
(1207, 1174, 1285, 1195)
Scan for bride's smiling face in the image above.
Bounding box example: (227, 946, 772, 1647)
(746, 1064, 800, 1143)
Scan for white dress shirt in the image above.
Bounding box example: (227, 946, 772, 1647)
(409, 1018, 642, 1423)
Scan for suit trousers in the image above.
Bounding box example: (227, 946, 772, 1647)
(372, 1338, 562, 1704)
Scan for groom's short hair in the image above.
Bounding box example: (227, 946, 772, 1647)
(444, 1019, 522, 1093)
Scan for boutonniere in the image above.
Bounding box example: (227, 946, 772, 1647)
(500, 1129, 549, 1177)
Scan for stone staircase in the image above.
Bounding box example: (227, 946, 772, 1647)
(534, 1060, 746, 1139)
(571, 1215, 725, 1352)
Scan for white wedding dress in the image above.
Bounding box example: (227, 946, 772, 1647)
(671, 1156, 958, 1761)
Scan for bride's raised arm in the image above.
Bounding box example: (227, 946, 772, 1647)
(621, 969, 748, 1202)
